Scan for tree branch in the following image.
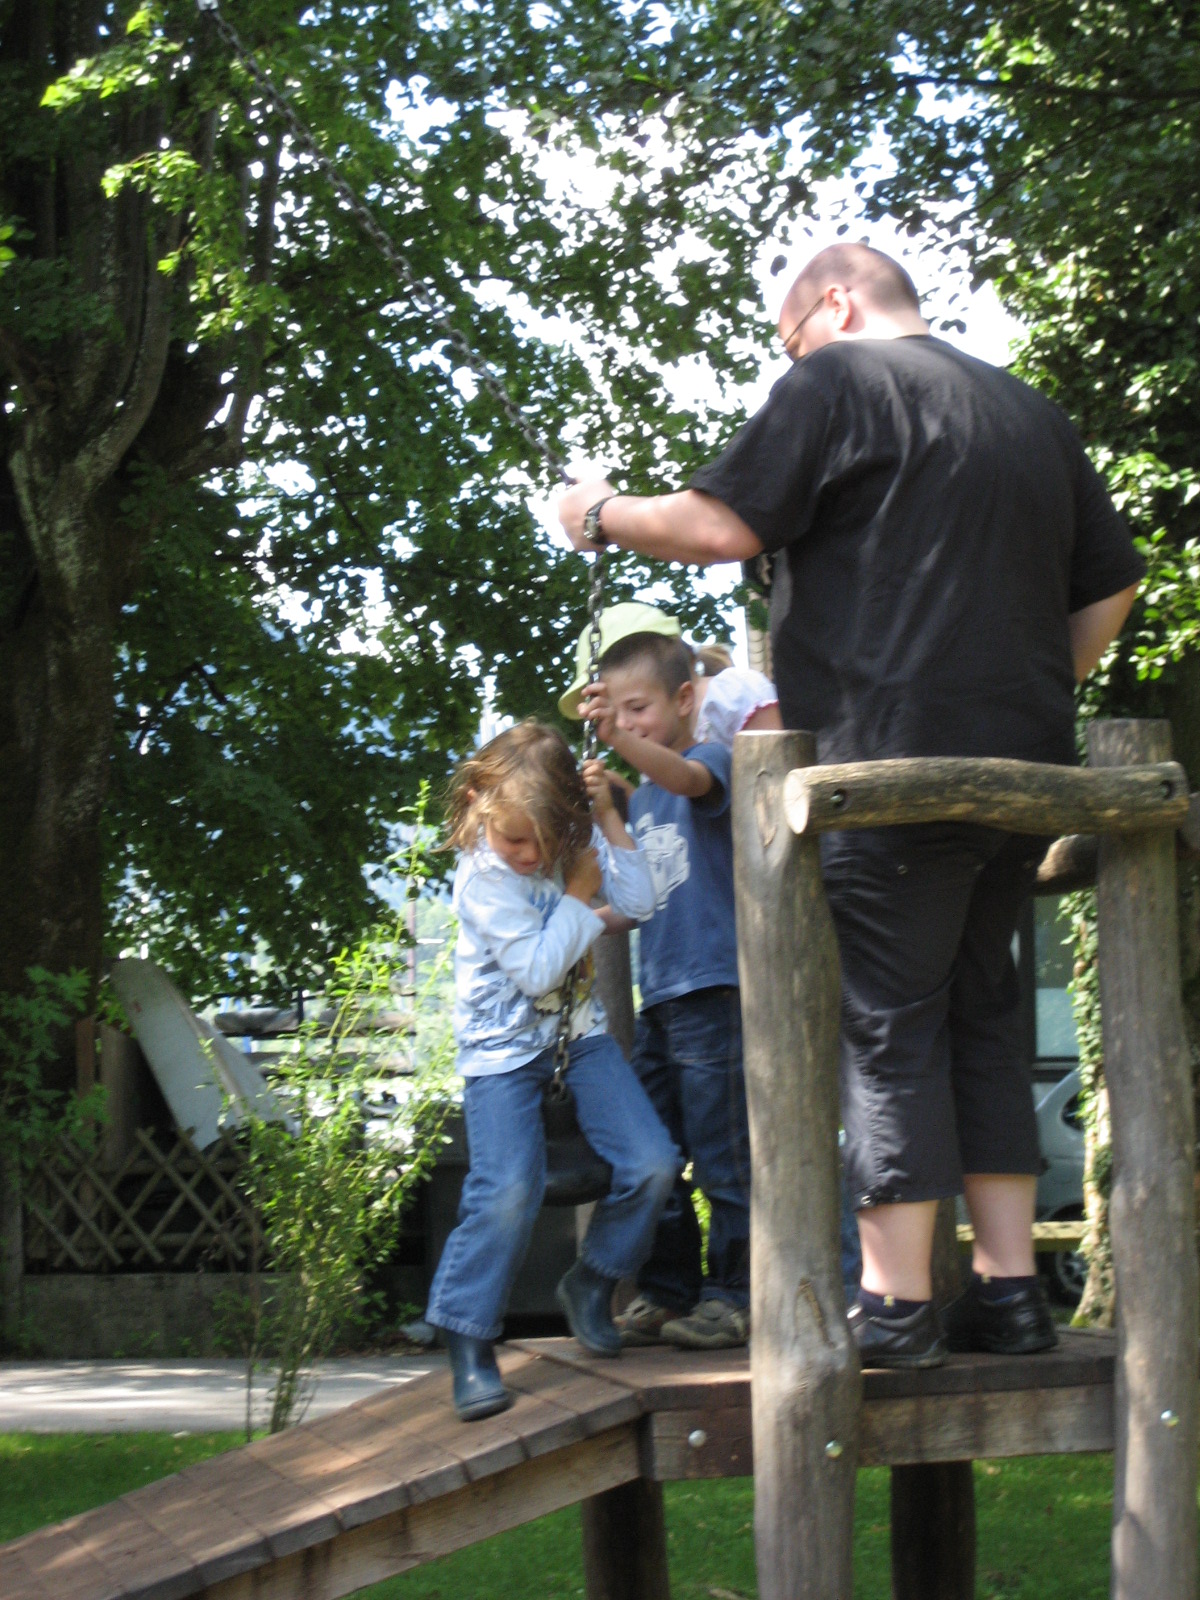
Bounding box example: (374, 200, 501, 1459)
(73, 210, 182, 494)
(132, 661, 228, 754)
(0, 328, 48, 410)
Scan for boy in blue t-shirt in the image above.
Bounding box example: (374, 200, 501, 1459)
(569, 624, 751, 1349)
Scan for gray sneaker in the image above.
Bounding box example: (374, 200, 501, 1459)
(660, 1298, 750, 1350)
(613, 1293, 689, 1347)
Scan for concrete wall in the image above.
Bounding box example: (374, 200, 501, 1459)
(19, 1274, 276, 1359)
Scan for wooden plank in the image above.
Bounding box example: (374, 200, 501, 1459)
(502, 1344, 646, 1436)
(513, 1333, 1114, 1404)
(310, 1365, 460, 1438)
(643, 1404, 754, 1480)
(119, 1475, 276, 1590)
(1091, 719, 1199, 1600)
(168, 1450, 345, 1562)
(7, 1513, 135, 1600)
(28, 1497, 204, 1600)
(860, 1383, 1114, 1465)
(200, 1426, 643, 1600)
(0, 1543, 63, 1600)
(0, 1333, 1136, 1600)
(784, 756, 1189, 837)
(734, 730, 859, 1600)
(862, 1332, 1114, 1399)
(494, 1354, 623, 1461)
(511, 1338, 747, 1413)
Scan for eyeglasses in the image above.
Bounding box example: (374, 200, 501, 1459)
(780, 289, 831, 360)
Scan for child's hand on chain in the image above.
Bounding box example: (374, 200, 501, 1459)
(582, 758, 616, 817)
(563, 847, 603, 904)
(579, 680, 617, 744)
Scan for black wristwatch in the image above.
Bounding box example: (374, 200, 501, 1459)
(582, 495, 618, 547)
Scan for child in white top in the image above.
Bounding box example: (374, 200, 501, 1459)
(690, 643, 780, 746)
(425, 721, 679, 1420)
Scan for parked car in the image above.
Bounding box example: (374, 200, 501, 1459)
(1033, 1067, 1087, 1304)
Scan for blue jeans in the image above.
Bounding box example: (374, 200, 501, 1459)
(630, 987, 752, 1311)
(630, 988, 863, 1310)
(426, 1032, 680, 1341)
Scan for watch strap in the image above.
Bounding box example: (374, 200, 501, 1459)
(582, 495, 618, 546)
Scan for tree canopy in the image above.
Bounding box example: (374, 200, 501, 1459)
(4, 0, 1197, 1033)
(1, 0, 800, 1013)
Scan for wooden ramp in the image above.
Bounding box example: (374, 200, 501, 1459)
(0, 1331, 1116, 1600)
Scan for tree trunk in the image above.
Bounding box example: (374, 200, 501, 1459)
(0, 467, 115, 1090)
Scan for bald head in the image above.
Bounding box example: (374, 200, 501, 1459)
(783, 244, 921, 320)
(778, 245, 927, 357)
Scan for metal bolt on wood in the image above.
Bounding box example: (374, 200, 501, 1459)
(687, 1430, 707, 1450)
(825, 1440, 844, 1459)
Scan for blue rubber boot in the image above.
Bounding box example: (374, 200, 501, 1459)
(556, 1259, 621, 1357)
(443, 1332, 513, 1422)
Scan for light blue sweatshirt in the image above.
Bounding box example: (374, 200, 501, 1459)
(452, 823, 654, 1076)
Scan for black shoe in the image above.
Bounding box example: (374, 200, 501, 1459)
(848, 1299, 947, 1370)
(556, 1259, 621, 1357)
(943, 1279, 1057, 1355)
(443, 1331, 514, 1421)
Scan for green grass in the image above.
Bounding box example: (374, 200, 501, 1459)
(0, 1434, 245, 1544)
(0, 1435, 1121, 1598)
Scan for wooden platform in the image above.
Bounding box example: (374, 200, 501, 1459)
(0, 1331, 1116, 1600)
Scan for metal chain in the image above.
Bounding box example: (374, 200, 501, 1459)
(196, 0, 610, 1084)
(581, 551, 607, 763)
(195, 0, 571, 485)
(552, 545, 608, 1078)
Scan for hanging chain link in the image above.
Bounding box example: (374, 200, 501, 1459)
(196, 0, 610, 1082)
(552, 544, 608, 1080)
(581, 552, 607, 764)
(195, 0, 572, 485)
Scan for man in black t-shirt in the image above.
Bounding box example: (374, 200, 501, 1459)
(555, 243, 1143, 1368)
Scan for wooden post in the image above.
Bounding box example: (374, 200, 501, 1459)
(581, 1479, 671, 1600)
(890, 1200, 975, 1600)
(582, 931, 637, 1270)
(593, 930, 635, 1060)
(1090, 719, 1198, 1600)
(733, 730, 860, 1599)
(890, 1461, 975, 1600)
(580, 918, 668, 1595)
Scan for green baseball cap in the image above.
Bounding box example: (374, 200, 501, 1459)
(558, 602, 683, 721)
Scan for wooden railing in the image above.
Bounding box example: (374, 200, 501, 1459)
(732, 719, 1197, 1600)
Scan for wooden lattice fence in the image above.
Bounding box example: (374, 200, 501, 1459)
(24, 1129, 257, 1273)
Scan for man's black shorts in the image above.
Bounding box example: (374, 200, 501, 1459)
(821, 823, 1049, 1209)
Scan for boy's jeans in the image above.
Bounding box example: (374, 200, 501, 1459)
(630, 986, 752, 1311)
(631, 987, 864, 1311)
(426, 1032, 679, 1342)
